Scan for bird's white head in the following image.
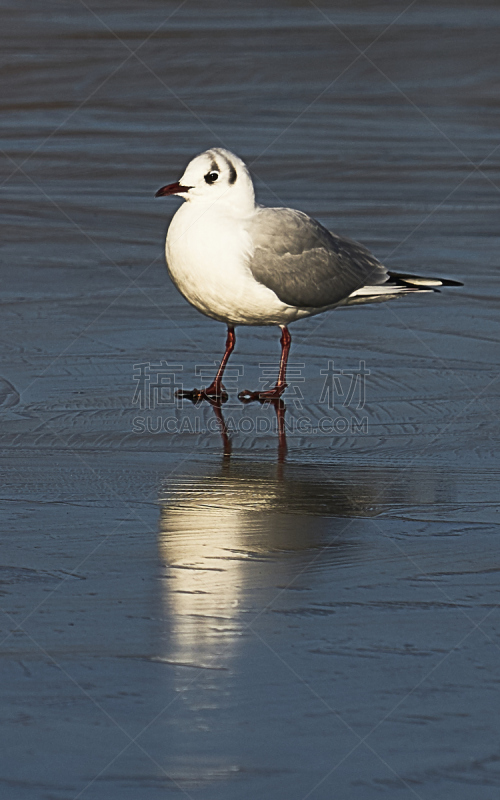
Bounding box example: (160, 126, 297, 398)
(155, 148, 255, 214)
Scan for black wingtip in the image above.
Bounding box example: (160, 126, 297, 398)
(438, 277, 463, 287)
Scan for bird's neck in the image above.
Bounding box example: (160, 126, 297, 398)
(184, 196, 257, 220)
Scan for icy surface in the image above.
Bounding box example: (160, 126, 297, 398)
(1, 2, 499, 798)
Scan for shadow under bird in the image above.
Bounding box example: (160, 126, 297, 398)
(156, 148, 461, 404)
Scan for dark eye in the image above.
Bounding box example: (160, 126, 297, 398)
(204, 171, 219, 184)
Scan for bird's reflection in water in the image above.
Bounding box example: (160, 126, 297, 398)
(207, 397, 287, 461)
(157, 445, 439, 671)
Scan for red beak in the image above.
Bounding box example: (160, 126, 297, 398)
(155, 181, 191, 197)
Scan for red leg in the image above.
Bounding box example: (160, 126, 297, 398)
(204, 326, 236, 397)
(238, 325, 291, 403)
(177, 326, 235, 404)
(276, 325, 291, 390)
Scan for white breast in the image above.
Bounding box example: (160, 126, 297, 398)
(165, 202, 301, 326)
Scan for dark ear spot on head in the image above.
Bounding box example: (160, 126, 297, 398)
(227, 161, 237, 184)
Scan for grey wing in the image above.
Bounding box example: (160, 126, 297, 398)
(247, 207, 387, 308)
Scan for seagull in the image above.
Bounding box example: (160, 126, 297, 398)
(156, 148, 461, 403)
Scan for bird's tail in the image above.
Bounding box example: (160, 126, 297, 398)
(342, 271, 462, 306)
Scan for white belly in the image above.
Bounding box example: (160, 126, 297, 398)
(165, 203, 304, 326)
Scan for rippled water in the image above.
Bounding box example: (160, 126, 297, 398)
(1, 2, 499, 798)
